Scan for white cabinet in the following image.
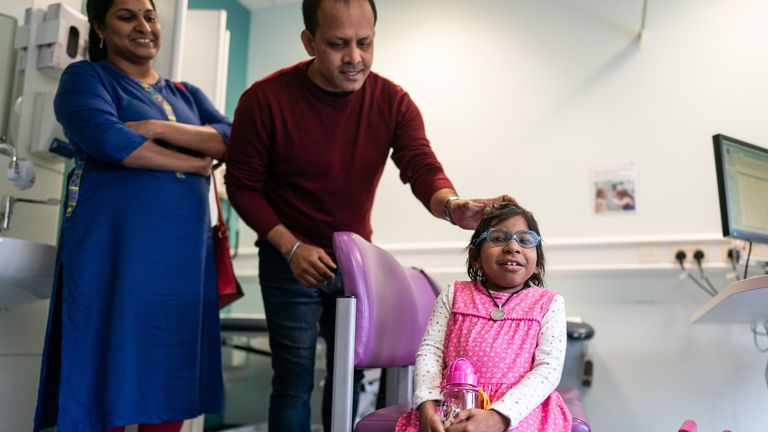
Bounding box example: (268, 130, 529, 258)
(180, 9, 229, 113)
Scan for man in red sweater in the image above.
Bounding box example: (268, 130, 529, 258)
(225, 0, 513, 430)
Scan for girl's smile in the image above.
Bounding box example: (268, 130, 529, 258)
(475, 216, 538, 292)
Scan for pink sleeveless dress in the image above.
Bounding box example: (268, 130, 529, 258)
(395, 281, 571, 432)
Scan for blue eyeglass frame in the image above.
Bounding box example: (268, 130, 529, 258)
(473, 227, 541, 248)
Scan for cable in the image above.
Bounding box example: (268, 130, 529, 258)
(676, 250, 716, 297)
(693, 250, 719, 296)
(744, 240, 753, 280)
(750, 321, 768, 391)
(727, 248, 741, 281)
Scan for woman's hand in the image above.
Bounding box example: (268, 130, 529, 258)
(126, 120, 226, 159)
(418, 401, 445, 432)
(191, 156, 213, 177)
(125, 119, 165, 139)
(445, 409, 509, 432)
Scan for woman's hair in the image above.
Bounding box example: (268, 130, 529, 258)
(86, 0, 157, 61)
(466, 202, 546, 288)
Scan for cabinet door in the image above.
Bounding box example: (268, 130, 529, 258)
(181, 9, 229, 113)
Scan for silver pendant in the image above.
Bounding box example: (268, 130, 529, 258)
(490, 308, 506, 321)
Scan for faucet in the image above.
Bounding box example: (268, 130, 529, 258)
(0, 143, 36, 190)
(1, 195, 61, 232)
(0, 143, 19, 175)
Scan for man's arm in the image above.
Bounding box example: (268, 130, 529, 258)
(226, 87, 336, 289)
(388, 92, 516, 230)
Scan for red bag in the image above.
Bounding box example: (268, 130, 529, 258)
(212, 174, 243, 309)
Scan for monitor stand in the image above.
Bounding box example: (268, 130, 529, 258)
(690, 274, 768, 324)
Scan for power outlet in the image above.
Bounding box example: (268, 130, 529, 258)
(734, 241, 768, 264)
(674, 245, 708, 265)
(638, 246, 660, 263)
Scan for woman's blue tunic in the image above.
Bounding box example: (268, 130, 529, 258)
(33, 60, 230, 431)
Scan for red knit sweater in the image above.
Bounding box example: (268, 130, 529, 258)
(225, 60, 454, 252)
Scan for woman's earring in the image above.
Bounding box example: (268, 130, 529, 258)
(99, 34, 104, 49)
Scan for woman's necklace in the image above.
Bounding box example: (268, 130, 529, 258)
(483, 285, 525, 321)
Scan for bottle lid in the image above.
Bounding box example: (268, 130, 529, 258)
(445, 357, 478, 386)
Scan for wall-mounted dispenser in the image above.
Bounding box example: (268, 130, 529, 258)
(30, 91, 72, 161)
(35, 3, 88, 77)
(0, 14, 17, 144)
(8, 3, 82, 169)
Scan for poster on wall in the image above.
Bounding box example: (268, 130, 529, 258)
(591, 162, 636, 214)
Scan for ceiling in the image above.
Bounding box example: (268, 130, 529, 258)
(237, 0, 302, 11)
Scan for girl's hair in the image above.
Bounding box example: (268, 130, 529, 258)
(86, 0, 157, 61)
(466, 202, 546, 288)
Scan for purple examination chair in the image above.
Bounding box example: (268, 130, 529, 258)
(330, 231, 591, 432)
(677, 419, 732, 432)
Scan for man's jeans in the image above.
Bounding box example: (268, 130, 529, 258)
(259, 242, 363, 432)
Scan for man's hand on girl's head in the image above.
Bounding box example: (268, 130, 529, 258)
(450, 194, 518, 230)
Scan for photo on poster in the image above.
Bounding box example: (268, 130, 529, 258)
(591, 163, 636, 214)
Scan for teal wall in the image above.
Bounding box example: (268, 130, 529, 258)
(189, 0, 250, 118)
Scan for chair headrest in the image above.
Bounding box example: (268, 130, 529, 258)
(333, 232, 440, 367)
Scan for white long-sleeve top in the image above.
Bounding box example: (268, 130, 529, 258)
(412, 283, 567, 428)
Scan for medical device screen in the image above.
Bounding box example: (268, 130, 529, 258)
(714, 134, 768, 244)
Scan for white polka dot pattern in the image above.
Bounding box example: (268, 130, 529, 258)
(395, 281, 572, 432)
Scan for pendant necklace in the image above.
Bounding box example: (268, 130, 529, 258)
(483, 285, 524, 321)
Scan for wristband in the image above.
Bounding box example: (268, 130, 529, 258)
(443, 195, 460, 225)
(287, 240, 302, 264)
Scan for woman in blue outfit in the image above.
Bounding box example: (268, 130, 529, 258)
(33, 0, 231, 430)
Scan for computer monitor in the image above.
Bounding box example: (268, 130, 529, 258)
(713, 134, 768, 244)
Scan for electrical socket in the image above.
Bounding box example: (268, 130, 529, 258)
(638, 246, 660, 263)
(732, 240, 768, 264)
(673, 245, 708, 265)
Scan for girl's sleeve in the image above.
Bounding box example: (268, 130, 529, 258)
(53, 61, 147, 165)
(183, 82, 232, 142)
(491, 294, 567, 427)
(412, 284, 454, 408)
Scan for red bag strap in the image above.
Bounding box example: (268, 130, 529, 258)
(212, 174, 226, 234)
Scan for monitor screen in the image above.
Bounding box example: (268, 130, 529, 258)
(713, 134, 768, 244)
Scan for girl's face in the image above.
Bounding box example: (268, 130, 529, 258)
(98, 0, 161, 65)
(474, 216, 538, 292)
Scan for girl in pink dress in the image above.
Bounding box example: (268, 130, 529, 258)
(395, 203, 571, 432)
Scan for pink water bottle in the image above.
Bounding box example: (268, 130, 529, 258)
(441, 357, 480, 427)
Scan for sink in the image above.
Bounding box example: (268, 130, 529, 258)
(0, 237, 56, 307)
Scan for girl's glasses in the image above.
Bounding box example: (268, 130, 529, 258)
(474, 227, 541, 248)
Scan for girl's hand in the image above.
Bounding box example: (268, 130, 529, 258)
(125, 120, 165, 139)
(418, 401, 445, 432)
(445, 409, 509, 432)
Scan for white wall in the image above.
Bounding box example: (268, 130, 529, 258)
(0, 1, 79, 431)
(246, 0, 768, 245)
(240, 0, 768, 430)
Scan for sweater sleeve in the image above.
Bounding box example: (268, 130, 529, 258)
(224, 87, 282, 239)
(490, 295, 567, 427)
(390, 92, 455, 209)
(412, 284, 454, 408)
